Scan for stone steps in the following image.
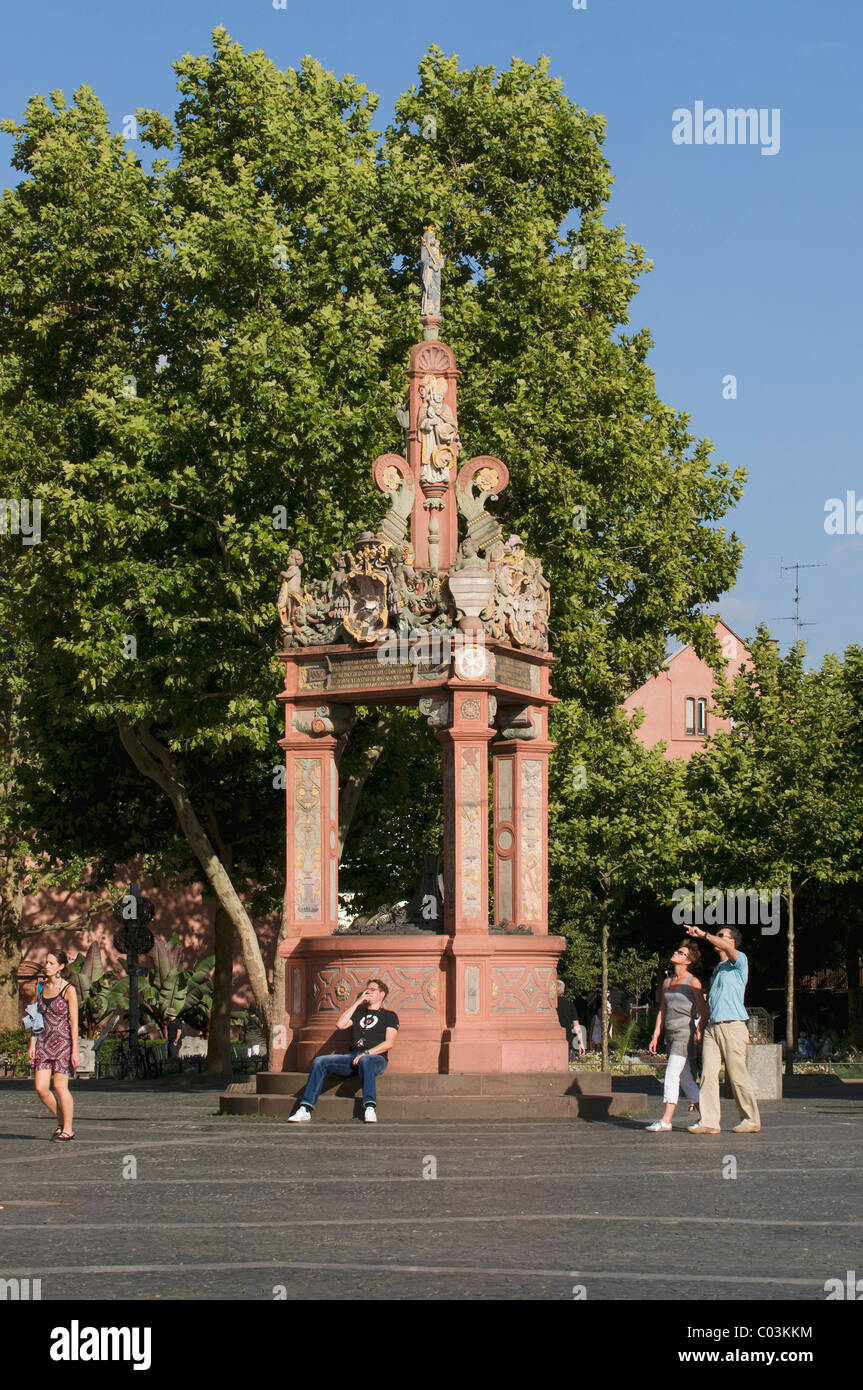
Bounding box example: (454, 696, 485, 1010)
(219, 1070, 647, 1121)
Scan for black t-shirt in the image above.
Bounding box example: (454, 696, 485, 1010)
(351, 1007, 400, 1052)
(166, 1019, 183, 1048)
(556, 997, 578, 1039)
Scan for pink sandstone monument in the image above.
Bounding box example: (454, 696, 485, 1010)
(221, 233, 646, 1118)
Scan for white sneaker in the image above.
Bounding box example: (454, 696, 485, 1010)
(287, 1106, 311, 1123)
(645, 1120, 672, 1132)
(364, 1106, 377, 1123)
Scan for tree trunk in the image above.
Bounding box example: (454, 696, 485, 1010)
(206, 900, 234, 1077)
(846, 922, 862, 1050)
(601, 909, 610, 1073)
(0, 682, 25, 1030)
(115, 717, 272, 1025)
(0, 862, 24, 1030)
(269, 890, 290, 1071)
(338, 715, 392, 856)
(785, 872, 795, 1077)
(204, 831, 235, 1078)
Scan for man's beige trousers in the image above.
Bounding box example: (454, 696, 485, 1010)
(698, 1020, 761, 1129)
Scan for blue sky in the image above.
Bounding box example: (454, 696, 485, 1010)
(3, 0, 861, 665)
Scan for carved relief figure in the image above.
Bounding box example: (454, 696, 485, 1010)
(485, 539, 508, 639)
(329, 551, 349, 624)
(420, 225, 444, 317)
(277, 549, 305, 633)
(453, 537, 488, 571)
(395, 398, 410, 451)
(393, 543, 418, 617)
(417, 374, 459, 483)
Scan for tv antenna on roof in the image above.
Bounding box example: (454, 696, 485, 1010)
(776, 558, 826, 638)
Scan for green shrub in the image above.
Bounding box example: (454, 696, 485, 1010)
(613, 1018, 640, 1059)
(0, 1027, 32, 1076)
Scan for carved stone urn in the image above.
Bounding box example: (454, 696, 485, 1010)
(447, 565, 494, 632)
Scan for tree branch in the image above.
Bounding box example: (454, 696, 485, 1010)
(115, 715, 272, 1023)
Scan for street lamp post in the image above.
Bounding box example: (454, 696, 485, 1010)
(112, 882, 155, 1073)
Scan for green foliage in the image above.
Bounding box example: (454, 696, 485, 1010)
(680, 631, 863, 893)
(551, 704, 685, 902)
(610, 946, 660, 1000)
(68, 945, 129, 1038)
(0, 1026, 31, 1074)
(612, 1017, 640, 1059)
(140, 933, 214, 1030)
(1, 33, 744, 998)
(339, 706, 443, 907)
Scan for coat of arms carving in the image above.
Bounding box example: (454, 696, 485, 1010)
(343, 539, 391, 644)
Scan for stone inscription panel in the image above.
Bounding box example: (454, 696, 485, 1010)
(496, 653, 540, 694)
(299, 654, 449, 693)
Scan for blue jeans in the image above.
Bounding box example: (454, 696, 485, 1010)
(300, 1052, 388, 1110)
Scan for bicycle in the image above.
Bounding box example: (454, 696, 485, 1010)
(116, 1038, 162, 1081)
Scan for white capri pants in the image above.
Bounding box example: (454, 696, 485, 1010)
(663, 1052, 700, 1105)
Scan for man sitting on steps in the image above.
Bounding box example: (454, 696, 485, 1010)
(288, 980, 399, 1124)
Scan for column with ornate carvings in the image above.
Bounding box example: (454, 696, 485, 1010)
(279, 711, 355, 940)
(491, 700, 554, 934)
(436, 681, 499, 1070)
(276, 659, 355, 1065)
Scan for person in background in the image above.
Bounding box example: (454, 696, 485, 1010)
(28, 949, 80, 1141)
(288, 980, 399, 1124)
(556, 980, 585, 1058)
(589, 993, 610, 1052)
(646, 941, 708, 1132)
(685, 924, 761, 1134)
(165, 1009, 183, 1061)
(797, 1032, 815, 1060)
(572, 995, 589, 1054)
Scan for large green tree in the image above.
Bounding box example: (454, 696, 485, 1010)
(680, 632, 863, 1067)
(549, 703, 684, 1067)
(1, 33, 743, 1041)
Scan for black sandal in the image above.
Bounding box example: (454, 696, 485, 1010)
(54, 1132, 75, 1141)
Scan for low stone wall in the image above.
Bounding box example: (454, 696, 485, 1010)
(722, 1042, 783, 1100)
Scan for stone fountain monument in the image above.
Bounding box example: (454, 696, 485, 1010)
(221, 233, 647, 1118)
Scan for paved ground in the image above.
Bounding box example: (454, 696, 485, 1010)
(1, 1075, 861, 1302)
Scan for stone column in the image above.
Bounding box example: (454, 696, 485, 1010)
(492, 703, 555, 933)
(437, 689, 494, 934)
(278, 706, 351, 940)
(277, 661, 354, 1068)
(437, 686, 499, 1071)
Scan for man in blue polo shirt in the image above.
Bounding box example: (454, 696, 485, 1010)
(683, 925, 761, 1134)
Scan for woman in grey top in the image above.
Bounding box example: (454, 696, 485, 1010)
(646, 942, 708, 1132)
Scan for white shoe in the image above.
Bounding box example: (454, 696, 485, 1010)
(645, 1120, 672, 1132)
(287, 1106, 311, 1123)
(364, 1106, 377, 1123)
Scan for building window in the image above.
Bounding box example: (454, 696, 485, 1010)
(685, 697, 708, 737)
(697, 698, 707, 735)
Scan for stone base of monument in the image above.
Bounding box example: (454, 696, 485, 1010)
(722, 1043, 783, 1102)
(219, 1070, 647, 1121)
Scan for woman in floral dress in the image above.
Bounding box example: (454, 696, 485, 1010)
(27, 950, 80, 1140)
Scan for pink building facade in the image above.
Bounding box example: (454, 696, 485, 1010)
(19, 874, 278, 1015)
(622, 619, 751, 760)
